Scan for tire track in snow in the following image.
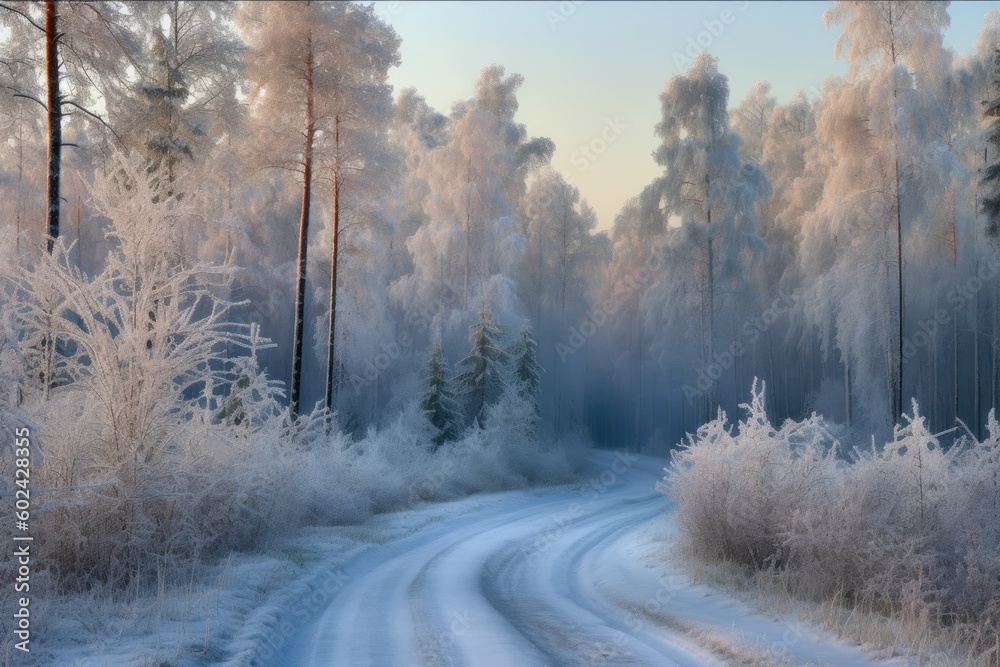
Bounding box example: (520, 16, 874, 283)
(479, 493, 723, 666)
(288, 494, 572, 666)
(280, 452, 904, 667)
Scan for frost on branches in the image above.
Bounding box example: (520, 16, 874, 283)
(663, 377, 1000, 648)
(0, 155, 284, 585)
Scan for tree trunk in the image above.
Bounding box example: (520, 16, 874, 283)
(706, 234, 714, 422)
(16, 105, 24, 254)
(636, 314, 642, 453)
(976, 257, 982, 438)
(325, 115, 341, 418)
(844, 354, 851, 427)
(954, 303, 959, 428)
(464, 159, 472, 310)
(45, 0, 61, 254)
(76, 194, 82, 267)
(290, 38, 315, 417)
(893, 148, 904, 423)
(704, 166, 716, 423)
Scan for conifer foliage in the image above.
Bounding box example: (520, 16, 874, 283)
(509, 325, 543, 403)
(420, 342, 461, 448)
(455, 309, 509, 428)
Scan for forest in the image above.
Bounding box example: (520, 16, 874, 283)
(3, 0, 1000, 664)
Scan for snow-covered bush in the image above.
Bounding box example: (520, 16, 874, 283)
(663, 379, 1000, 658)
(1, 157, 289, 587)
(307, 386, 571, 515)
(663, 379, 839, 570)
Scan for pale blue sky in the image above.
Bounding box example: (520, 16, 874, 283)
(371, 1, 999, 231)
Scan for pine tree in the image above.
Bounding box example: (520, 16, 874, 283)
(1, 1, 139, 253)
(139, 31, 193, 180)
(420, 343, 461, 448)
(455, 309, 508, 429)
(984, 48, 1000, 242)
(509, 325, 543, 403)
(241, 2, 398, 416)
(509, 325, 543, 436)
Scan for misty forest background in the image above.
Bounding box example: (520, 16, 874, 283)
(3, 0, 1000, 598)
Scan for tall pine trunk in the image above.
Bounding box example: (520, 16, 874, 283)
(325, 115, 341, 416)
(290, 38, 315, 416)
(45, 0, 61, 253)
(894, 147, 904, 423)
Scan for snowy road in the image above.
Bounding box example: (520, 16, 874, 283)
(277, 451, 899, 667)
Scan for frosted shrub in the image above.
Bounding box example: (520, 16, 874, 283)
(664, 379, 1000, 658)
(2, 157, 288, 587)
(216, 386, 574, 544)
(663, 379, 838, 569)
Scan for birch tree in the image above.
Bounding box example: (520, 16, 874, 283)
(641, 53, 769, 422)
(812, 0, 951, 425)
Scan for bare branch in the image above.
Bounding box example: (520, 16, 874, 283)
(10, 90, 46, 109)
(60, 99, 124, 145)
(0, 2, 44, 32)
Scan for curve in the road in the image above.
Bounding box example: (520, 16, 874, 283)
(278, 451, 900, 667)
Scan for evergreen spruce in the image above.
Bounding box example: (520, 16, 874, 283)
(420, 343, 461, 448)
(455, 309, 508, 428)
(509, 325, 543, 404)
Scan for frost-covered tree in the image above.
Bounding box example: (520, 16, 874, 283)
(759, 91, 822, 256)
(0, 0, 142, 251)
(392, 65, 544, 348)
(522, 168, 598, 321)
(730, 81, 776, 164)
(240, 1, 363, 415)
(983, 46, 1000, 241)
(455, 308, 509, 429)
(1, 155, 282, 582)
(520, 168, 599, 434)
(127, 1, 244, 185)
(307, 5, 400, 417)
(806, 0, 952, 426)
(508, 324, 543, 437)
(0, 11, 45, 254)
(641, 52, 769, 422)
(509, 324, 543, 401)
(420, 343, 461, 448)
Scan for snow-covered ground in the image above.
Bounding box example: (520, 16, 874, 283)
(42, 450, 913, 666)
(270, 450, 905, 667)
